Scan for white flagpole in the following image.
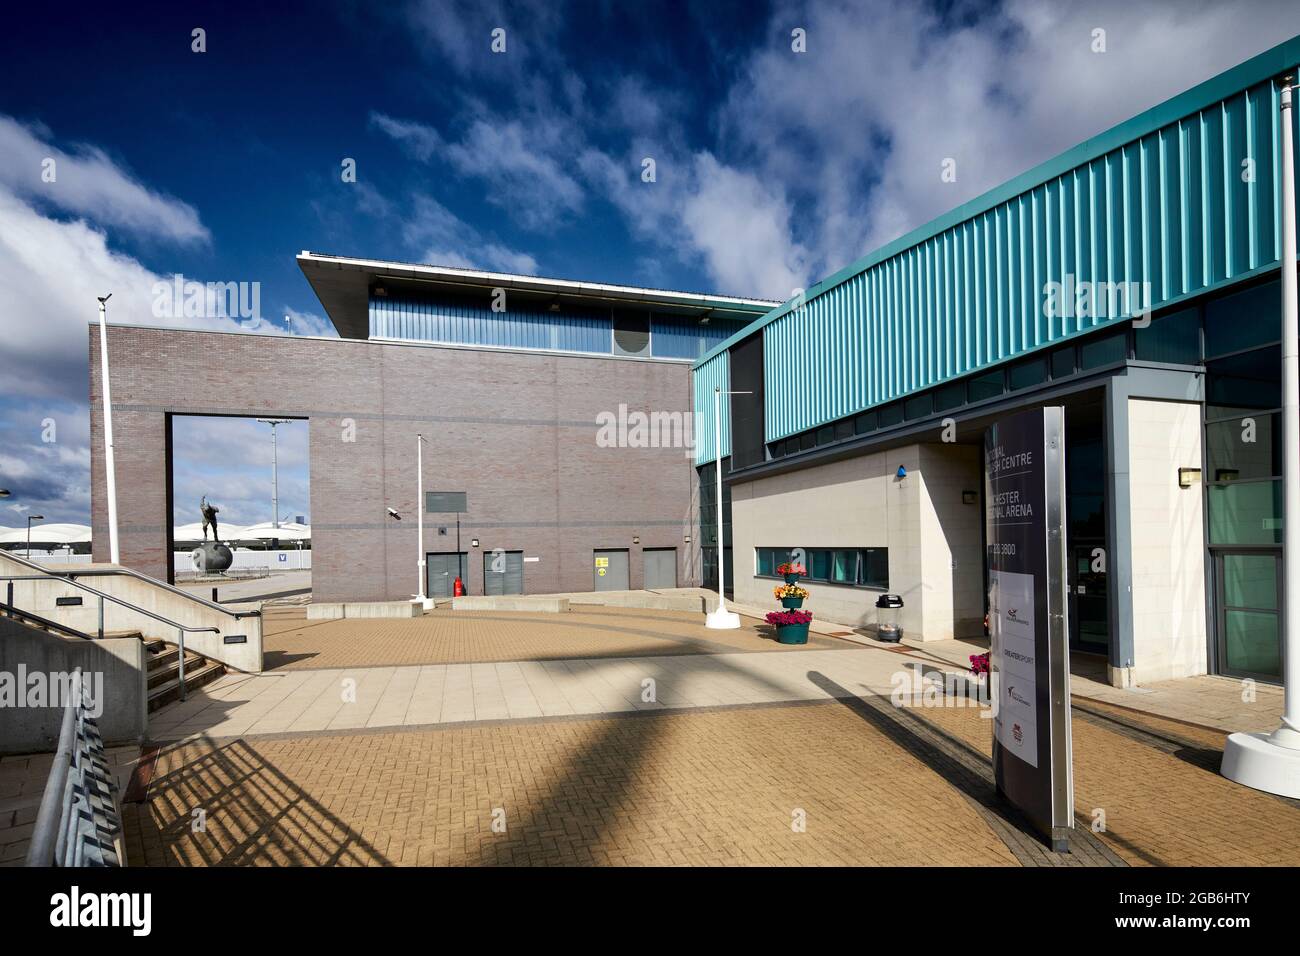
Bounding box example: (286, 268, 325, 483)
(416, 434, 431, 609)
(1223, 74, 1300, 797)
(706, 386, 741, 629)
(97, 295, 120, 565)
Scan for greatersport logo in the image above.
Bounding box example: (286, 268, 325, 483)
(49, 887, 151, 936)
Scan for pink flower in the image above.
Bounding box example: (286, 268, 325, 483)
(766, 610, 813, 626)
(969, 652, 991, 676)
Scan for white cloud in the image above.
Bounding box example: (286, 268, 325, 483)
(399, 193, 539, 274)
(372, 111, 585, 228)
(0, 115, 209, 244)
(721, 0, 1300, 272)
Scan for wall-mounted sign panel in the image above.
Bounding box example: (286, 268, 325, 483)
(984, 405, 1073, 851)
(425, 491, 468, 514)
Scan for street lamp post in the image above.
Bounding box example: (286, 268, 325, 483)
(705, 386, 750, 630)
(1222, 74, 1300, 797)
(97, 295, 120, 564)
(26, 515, 45, 559)
(415, 434, 432, 610)
(256, 419, 292, 530)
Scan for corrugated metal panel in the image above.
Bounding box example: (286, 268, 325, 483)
(651, 315, 749, 359)
(369, 295, 611, 353)
(692, 353, 730, 465)
(759, 76, 1300, 441)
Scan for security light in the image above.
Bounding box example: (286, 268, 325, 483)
(0, 489, 9, 498)
(896, 465, 908, 480)
(387, 508, 402, 520)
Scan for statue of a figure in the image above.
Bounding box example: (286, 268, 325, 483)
(200, 496, 220, 542)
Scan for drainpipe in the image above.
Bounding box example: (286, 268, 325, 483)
(1222, 75, 1300, 797)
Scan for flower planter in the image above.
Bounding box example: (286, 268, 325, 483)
(775, 623, 809, 644)
(780, 595, 805, 609)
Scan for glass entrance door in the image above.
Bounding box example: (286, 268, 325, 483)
(1068, 543, 1109, 654)
(1214, 550, 1283, 680)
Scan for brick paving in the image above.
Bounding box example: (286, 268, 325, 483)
(261, 605, 852, 671)
(121, 685, 1300, 867)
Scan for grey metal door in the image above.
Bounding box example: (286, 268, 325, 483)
(593, 549, 629, 591)
(426, 552, 467, 598)
(484, 550, 524, 595)
(643, 548, 676, 589)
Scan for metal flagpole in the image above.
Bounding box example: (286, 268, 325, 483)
(416, 434, 431, 609)
(97, 295, 120, 564)
(1222, 74, 1300, 797)
(705, 385, 749, 629)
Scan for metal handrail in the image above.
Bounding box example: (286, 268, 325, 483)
(66, 569, 259, 619)
(1, 549, 260, 620)
(25, 667, 80, 866)
(0, 598, 94, 641)
(0, 571, 219, 701)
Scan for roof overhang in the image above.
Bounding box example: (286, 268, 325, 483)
(297, 251, 779, 340)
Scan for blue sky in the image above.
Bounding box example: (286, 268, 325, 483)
(2, 0, 1299, 528)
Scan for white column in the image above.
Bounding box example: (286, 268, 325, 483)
(97, 296, 120, 565)
(416, 434, 431, 608)
(706, 386, 740, 628)
(1223, 76, 1300, 796)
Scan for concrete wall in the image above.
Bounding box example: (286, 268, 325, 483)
(90, 326, 701, 603)
(0, 551, 263, 673)
(730, 443, 983, 639)
(1125, 398, 1207, 682)
(0, 617, 147, 752)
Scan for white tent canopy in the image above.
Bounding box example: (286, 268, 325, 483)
(237, 521, 311, 542)
(173, 521, 247, 542)
(0, 523, 92, 545)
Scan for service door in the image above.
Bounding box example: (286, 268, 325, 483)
(484, 550, 524, 595)
(426, 552, 467, 598)
(643, 548, 677, 589)
(593, 549, 629, 591)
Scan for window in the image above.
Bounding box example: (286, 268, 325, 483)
(816, 425, 834, 445)
(834, 419, 854, 441)
(1008, 356, 1048, 391)
(854, 410, 877, 434)
(1204, 279, 1280, 358)
(904, 393, 933, 421)
(1135, 306, 1199, 364)
(754, 547, 889, 589)
(934, 381, 965, 411)
(878, 402, 904, 427)
(1079, 329, 1128, 370)
(1050, 346, 1075, 379)
(968, 369, 1004, 402)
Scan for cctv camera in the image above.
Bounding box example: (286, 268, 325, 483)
(387, 508, 402, 520)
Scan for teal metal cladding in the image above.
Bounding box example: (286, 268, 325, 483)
(761, 76, 1300, 441)
(693, 352, 730, 465)
(690, 37, 1300, 444)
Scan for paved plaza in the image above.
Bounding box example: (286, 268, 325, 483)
(17, 603, 1295, 868)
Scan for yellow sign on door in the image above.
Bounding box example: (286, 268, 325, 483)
(595, 557, 609, 568)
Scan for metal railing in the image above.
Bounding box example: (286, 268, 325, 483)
(1, 564, 221, 701)
(25, 667, 125, 867)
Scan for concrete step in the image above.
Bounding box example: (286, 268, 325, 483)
(147, 660, 225, 712)
(146, 652, 212, 690)
(143, 639, 167, 653)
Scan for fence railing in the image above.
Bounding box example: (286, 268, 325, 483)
(25, 667, 126, 867)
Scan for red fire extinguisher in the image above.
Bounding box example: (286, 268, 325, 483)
(453, 576, 465, 597)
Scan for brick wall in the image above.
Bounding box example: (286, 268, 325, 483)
(89, 326, 701, 601)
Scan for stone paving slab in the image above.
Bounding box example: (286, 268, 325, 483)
(259, 604, 855, 671)
(121, 690, 1300, 867)
(150, 647, 926, 741)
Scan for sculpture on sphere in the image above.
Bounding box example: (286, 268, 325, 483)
(200, 496, 220, 542)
